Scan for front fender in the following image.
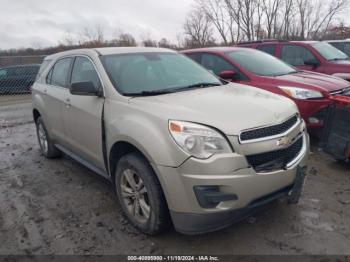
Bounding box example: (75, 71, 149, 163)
(106, 114, 189, 168)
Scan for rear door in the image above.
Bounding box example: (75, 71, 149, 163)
(44, 57, 73, 146)
(65, 56, 105, 170)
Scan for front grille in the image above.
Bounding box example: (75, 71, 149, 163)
(240, 115, 298, 142)
(246, 135, 303, 172)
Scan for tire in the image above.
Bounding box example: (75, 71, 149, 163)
(115, 152, 169, 235)
(35, 117, 61, 158)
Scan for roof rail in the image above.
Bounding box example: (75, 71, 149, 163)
(237, 39, 288, 45)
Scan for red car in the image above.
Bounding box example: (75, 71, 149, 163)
(239, 40, 350, 81)
(181, 47, 350, 130)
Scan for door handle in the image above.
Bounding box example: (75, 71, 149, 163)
(65, 98, 71, 107)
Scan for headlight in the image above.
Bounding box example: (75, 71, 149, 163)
(168, 120, 232, 159)
(279, 86, 323, 100)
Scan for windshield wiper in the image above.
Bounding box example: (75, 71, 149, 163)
(183, 82, 222, 89)
(269, 70, 300, 77)
(122, 82, 222, 97)
(328, 58, 349, 61)
(122, 90, 175, 97)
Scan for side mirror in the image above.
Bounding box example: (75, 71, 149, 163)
(304, 59, 320, 68)
(219, 70, 237, 80)
(70, 81, 101, 96)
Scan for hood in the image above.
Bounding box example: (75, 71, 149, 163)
(129, 83, 298, 136)
(331, 60, 350, 66)
(273, 71, 349, 93)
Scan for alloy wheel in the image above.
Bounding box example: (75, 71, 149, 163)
(38, 123, 48, 154)
(120, 169, 151, 224)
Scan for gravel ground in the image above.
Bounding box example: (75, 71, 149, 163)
(0, 97, 349, 255)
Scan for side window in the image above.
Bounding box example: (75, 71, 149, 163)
(71, 57, 101, 88)
(186, 53, 202, 64)
(257, 45, 276, 56)
(50, 58, 73, 88)
(281, 45, 318, 66)
(201, 53, 234, 75)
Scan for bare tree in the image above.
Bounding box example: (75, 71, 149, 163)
(158, 38, 177, 49)
(261, 0, 283, 38)
(224, 0, 243, 42)
(112, 33, 137, 46)
(183, 8, 215, 47)
(296, 0, 349, 40)
(196, 0, 234, 44)
(142, 39, 157, 47)
(80, 24, 105, 46)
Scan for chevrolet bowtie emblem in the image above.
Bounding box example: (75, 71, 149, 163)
(277, 136, 291, 147)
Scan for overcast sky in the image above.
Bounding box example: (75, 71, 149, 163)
(0, 0, 194, 50)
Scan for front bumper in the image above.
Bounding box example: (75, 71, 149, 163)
(171, 166, 307, 234)
(154, 133, 309, 234)
(295, 98, 332, 129)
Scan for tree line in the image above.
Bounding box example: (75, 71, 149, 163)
(1, 0, 350, 57)
(183, 0, 350, 47)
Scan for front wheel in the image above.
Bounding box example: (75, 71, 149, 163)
(35, 117, 61, 158)
(115, 152, 169, 235)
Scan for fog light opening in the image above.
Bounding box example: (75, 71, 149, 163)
(308, 117, 321, 124)
(194, 186, 238, 208)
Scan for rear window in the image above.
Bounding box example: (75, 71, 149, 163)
(256, 45, 276, 56)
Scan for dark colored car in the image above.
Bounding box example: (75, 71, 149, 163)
(182, 47, 350, 129)
(239, 40, 350, 81)
(327, 39, 350, 57)
(0, 64, 40, 95)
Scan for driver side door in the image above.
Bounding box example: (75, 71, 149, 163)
(65, 56, 106, 171)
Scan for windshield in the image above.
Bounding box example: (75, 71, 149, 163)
(101, 52, 222, 96)
(312, 42, 349, 61)
(226, 50, 297, 76)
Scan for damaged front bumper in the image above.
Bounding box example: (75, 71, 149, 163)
(168, 166, 308, 235)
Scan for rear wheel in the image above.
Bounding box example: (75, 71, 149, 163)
(35, 117, 61, 158)
(115, 152, 169, 234)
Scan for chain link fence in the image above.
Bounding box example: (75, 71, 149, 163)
(0, 55, 46, 127)
(0, 55, 45, 96)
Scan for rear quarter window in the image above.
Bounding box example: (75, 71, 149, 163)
(36, 61, 50, 81)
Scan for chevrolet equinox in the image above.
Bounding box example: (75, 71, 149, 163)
(32, 47, 309, 235)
